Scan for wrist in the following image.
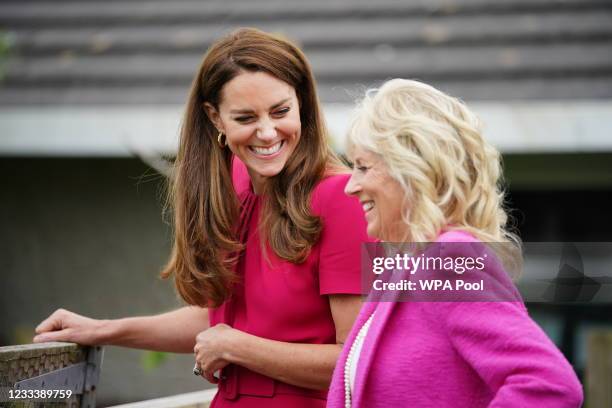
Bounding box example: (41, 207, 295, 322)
(223, 328, 250, 364)
(95, 318, 117, 345)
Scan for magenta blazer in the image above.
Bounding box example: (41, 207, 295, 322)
(327, 231, 583, 408)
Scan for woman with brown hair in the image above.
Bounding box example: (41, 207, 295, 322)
(34, 28, 368, 407)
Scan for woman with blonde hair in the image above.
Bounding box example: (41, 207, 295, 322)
(34, 28, 369, 407)
(327, 79, 583, 407)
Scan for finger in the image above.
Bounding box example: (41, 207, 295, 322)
(194, 351, 203, 366)
(200, 359, 215, 384)
(203, 370, 219, 384)
(202, 360, 227, 384)
(33, 329, 72, 343)
(35, 314, 64, 334)
(193, 353, 206, 372)
(194, 358, 215, 383)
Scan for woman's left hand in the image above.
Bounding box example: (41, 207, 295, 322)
(194, 323, 238, 383)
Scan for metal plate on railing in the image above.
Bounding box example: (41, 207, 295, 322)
(14, 362, 87, 393)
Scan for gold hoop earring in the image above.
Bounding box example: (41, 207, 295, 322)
(217, 132, 226, 148)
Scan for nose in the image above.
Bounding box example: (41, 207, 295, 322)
(257, 119, 277, 142)
(344, 172, 361, 196)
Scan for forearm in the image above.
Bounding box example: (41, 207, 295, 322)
(226, 331, 341, 390)
(104, 306, 209, 353)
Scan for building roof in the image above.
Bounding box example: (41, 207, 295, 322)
(1, 0, 612, 106)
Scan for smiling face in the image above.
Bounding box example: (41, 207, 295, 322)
(344, 146, 409, 241)
(205, 71, 301, 193)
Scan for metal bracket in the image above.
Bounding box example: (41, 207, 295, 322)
(14, 362, 86, 393)
(85, 345, 103, 392)
(82, 346, 104, 408)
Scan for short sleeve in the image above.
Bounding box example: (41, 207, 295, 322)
(312, 174, 371, 295)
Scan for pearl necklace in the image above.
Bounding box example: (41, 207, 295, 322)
(344, 312, 375, 408)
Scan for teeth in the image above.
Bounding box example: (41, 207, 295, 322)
(251, 141, 282, 155)
(362, 201, 374, 212)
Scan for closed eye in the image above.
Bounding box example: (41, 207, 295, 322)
(234, 116, 255, 123)
(348, 161, 369, 173)
(272, 107, 290, 117)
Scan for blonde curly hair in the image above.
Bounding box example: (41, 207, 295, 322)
(347, 79, 519, 247)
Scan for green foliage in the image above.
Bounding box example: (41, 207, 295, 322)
(141, 350, 170, 372)
(0, 31, 15, 81)
(11, 325, 35, 346)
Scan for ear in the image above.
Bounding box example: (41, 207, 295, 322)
(203, 102, 224, 133)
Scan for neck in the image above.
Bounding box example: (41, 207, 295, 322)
(247, 168, 266, 195)
(383, 225, 410, 242)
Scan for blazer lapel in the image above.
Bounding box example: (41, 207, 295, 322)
(351, 265, 409, 407)
(331, 300, 377, 408)
(351, 299, 395, 407)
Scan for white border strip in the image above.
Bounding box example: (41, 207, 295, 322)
(1, 101, 611, 156)
(107, 388, 217, 408)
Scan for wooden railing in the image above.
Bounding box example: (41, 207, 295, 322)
(0, 342, 103, 407)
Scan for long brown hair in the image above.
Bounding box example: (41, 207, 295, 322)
(161, 28, 341, 307)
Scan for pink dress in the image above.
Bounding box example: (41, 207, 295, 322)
(208, 158, 370, 407)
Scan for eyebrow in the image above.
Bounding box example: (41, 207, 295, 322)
(230, 98, 292, 114)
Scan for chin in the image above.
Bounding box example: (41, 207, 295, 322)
(367, 225, 381, 240)
(255, 163, 286, 178)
